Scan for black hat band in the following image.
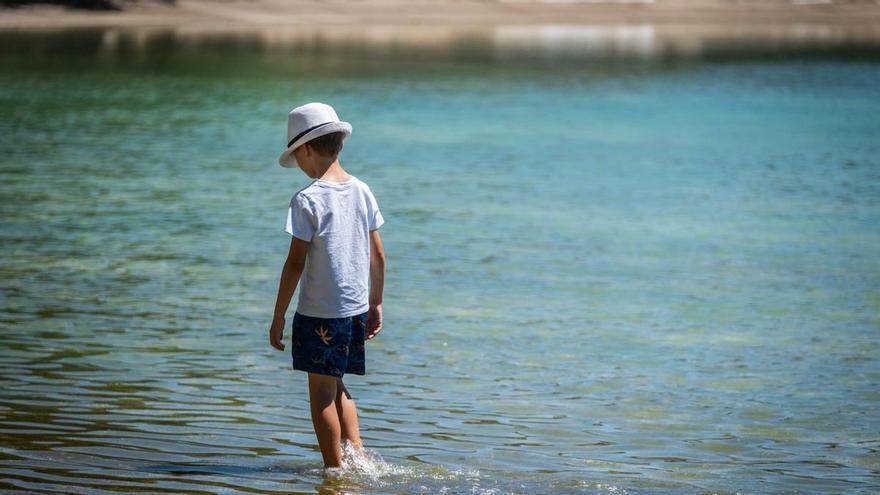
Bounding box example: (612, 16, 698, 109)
(288, 121, 334, 148)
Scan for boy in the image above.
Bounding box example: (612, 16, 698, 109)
(268, 102, 385, 469)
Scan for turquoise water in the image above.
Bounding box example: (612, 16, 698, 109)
(1, 28, 879, 494)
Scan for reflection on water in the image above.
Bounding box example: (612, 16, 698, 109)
(1, 25, 879, 495)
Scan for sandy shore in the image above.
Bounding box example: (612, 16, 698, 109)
(2, 0, 880, 30)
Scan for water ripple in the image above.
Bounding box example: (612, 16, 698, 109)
(2, 29, 880, 495)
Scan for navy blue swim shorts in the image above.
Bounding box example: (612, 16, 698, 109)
(290, 310, 367, 377)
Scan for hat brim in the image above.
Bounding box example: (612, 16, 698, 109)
(278, 121, 352, 168)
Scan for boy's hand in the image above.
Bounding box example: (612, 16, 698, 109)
(366, 304, 383, 340)
(269, 315, 285, 351)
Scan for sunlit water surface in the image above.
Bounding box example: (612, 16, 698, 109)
(0, 27, 879, 494)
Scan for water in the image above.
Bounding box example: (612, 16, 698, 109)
(1, 27, 879, 494)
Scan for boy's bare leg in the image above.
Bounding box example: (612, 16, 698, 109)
(308, 373, 342, 468)
(335, 378, 363, 452)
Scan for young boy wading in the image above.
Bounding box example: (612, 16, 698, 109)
(268, 102, 385, 468)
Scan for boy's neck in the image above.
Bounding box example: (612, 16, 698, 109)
(313, 160, 352, 183)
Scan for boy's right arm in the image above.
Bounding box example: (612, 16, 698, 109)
(269, 236, 310, 351)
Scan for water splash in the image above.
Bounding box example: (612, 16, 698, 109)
(329, 440, 408, 481)
(315, 441, 492, 494)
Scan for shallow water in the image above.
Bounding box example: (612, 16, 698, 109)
(0, 27, 879, 494)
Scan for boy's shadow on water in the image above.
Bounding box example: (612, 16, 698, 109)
(142, 461, 366, 495)
(141, 446, 467, 495)
(144, 462, 274, 476)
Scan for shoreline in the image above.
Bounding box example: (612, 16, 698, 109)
(2, 0, 880, 31)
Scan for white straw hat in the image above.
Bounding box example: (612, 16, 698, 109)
(278, 102, 352, 168)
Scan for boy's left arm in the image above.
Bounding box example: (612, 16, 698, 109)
(268, 236, 309, 351)
(366, 229, 385, 340)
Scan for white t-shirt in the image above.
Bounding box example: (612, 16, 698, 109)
(285, 176, 384, 318)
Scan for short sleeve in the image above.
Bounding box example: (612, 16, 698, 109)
(366, 187, 384, 231)
(285, 193, 317, 241)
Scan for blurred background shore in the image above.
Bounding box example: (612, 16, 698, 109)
(1, 0, 880, 30)
(3, 1, 880, 63)
(3, 0, 880, 61)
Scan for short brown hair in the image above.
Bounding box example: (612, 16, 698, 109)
(304, 131, 345, 158)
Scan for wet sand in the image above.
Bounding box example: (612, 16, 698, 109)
(1, 0, 879, 30)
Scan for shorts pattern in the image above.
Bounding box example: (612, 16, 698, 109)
(291, 311, 367, 377)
